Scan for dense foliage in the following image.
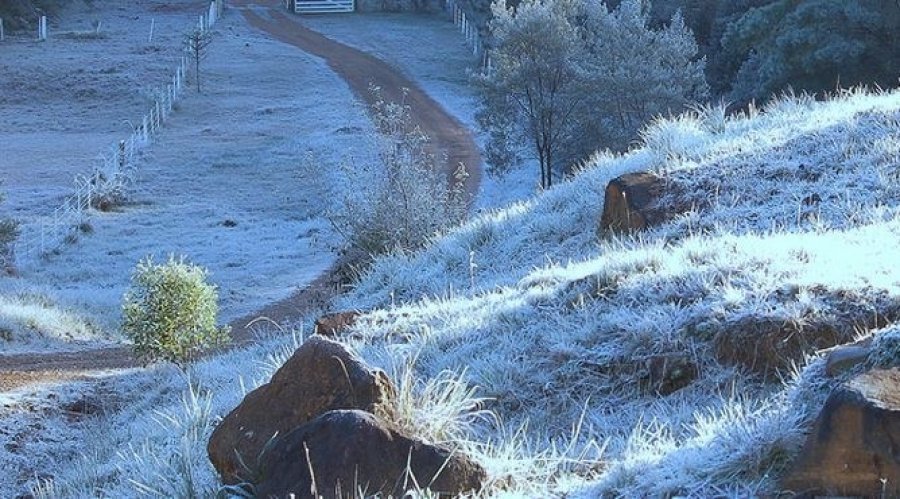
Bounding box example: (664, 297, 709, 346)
(122, 256, 229, 365)
(465, 0, 900, 108)
(477, 0, 706, 184)
(721, 0, 900, 103)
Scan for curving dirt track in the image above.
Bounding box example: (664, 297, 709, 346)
(0, 2, 481, 392)
(234, 0, 481, 196)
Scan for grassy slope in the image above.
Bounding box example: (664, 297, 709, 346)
(28, 89, 900, 497)
(337, 88, 900, 496)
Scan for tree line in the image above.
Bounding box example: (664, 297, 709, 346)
(475, 0, 900, 188)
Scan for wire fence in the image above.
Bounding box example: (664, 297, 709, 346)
(11, 1, 225, 267)
(446, 0, 492, 74)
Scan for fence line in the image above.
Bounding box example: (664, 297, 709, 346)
(13, 1, 224, 267)
(446, 0, 491, 74)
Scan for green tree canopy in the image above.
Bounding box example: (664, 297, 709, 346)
(722, 0, 900, 103)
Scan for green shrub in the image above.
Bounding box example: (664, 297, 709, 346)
(122, 256, 229, 364)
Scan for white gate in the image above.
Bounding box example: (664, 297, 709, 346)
(293, 0, 355, 14)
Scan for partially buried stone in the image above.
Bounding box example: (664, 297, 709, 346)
(599, 171, 666, 234)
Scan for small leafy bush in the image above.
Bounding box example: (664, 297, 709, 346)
(122, 256, 229, 364)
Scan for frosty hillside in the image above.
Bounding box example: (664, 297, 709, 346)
(2, 0, 900, 497)
(26, 87, 900, 498)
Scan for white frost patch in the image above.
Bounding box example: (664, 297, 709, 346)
(0, 293, 112, 354)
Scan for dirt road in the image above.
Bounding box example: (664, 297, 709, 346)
(235, 1, 481, 197)
(0, 2, 481, 392)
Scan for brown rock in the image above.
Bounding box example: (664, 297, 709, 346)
(313, 311, 360, 337)
(207, 336, 396, 484)
(255, 409, 486, 499)
(781, 368, 900, 497)
(714, 288, 900, 377)
(713, 317, 850, 378)
(599, 171, 666, 234)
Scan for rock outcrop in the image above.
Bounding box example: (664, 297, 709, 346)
(255, 409, 486, 499)
(599, 171, 666, 234)
(207, 336, 396, 484)
(713, 316, 850, 377)
(781, 368, 900, 497)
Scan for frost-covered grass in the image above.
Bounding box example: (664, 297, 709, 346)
(23, 87, 900, 497)
(0, 293, 111, 354)
(336, 88, 900, 494)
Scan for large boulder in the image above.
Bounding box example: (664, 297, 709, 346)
(780, 368, 900, 497)
(599, 171, 666, 234)
(255, 409, 487, 498)
(207, 337, 396, 484)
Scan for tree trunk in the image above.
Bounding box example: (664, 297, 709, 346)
(546, 147, 553, 188)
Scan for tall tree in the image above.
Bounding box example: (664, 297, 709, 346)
(476, 0, 585, 189)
